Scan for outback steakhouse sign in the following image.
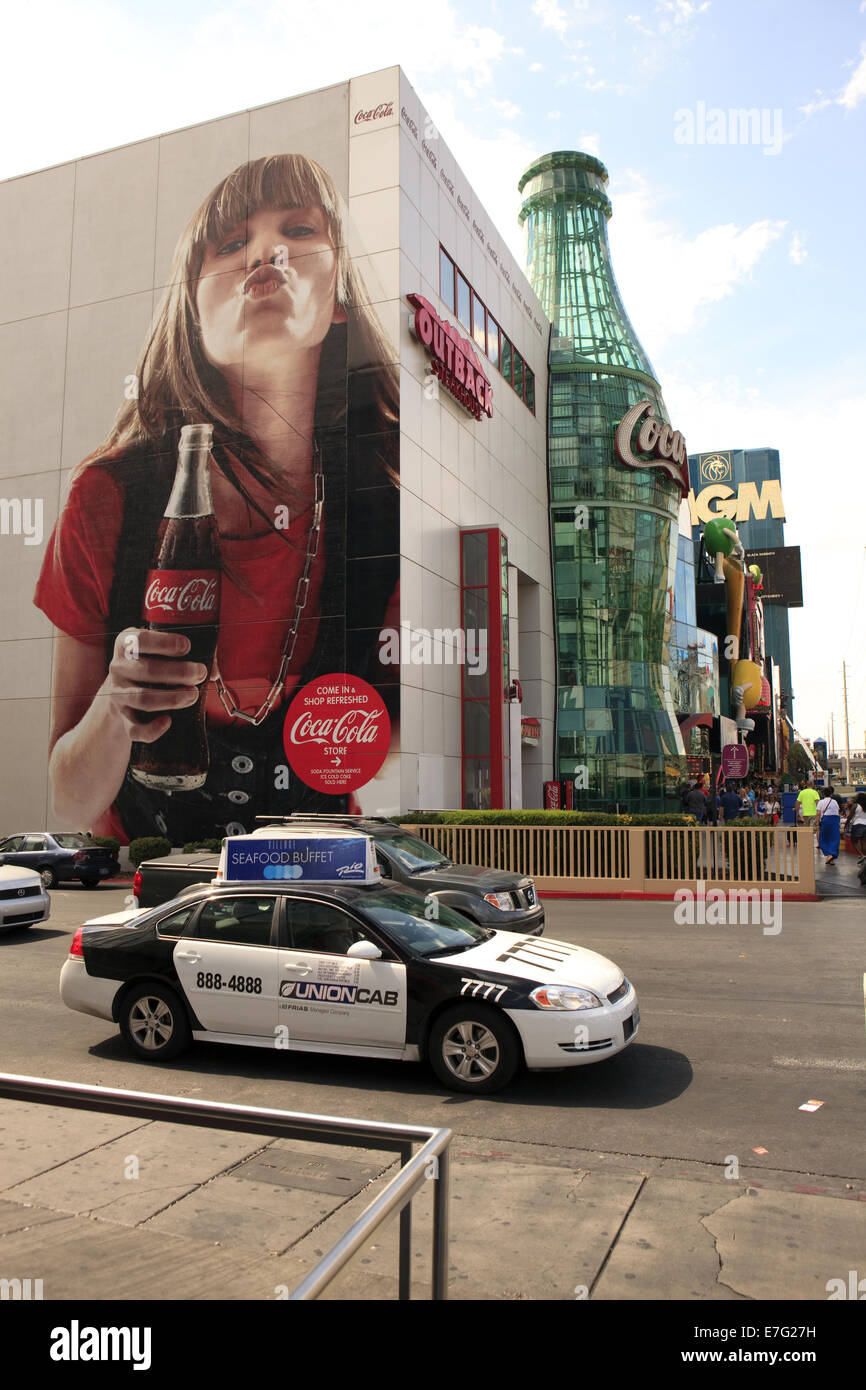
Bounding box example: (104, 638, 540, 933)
(353, 102, 394, 124)
(407, 293, 493, 421)
(614, 400, 689, 496)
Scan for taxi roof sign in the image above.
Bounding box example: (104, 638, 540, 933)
(216, 830, 379, 886)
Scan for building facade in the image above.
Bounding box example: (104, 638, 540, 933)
(0, 66, 555, 837)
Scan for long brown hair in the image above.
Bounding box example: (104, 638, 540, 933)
(88, 154, 398, 498)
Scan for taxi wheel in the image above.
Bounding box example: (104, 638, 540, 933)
(429, 1005, 520, 1094)
(119, 983, 191, 1062)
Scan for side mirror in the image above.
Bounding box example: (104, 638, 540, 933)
(347, 939, 382, 961)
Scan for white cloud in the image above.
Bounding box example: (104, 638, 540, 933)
(789, 232, 807, 265)
(576, 132, 603, 156)
(547, 109, 564, 119)
(656, 0, 712, 29)
(489, 97, 522, 120)
(839, 44, 866, 110)
(529, 61, 544, 71)
(0, 0, 512, 179)
(799, 42, 866, 122)
(798, 96, 833, 117)
(609, 174, 786, 349)
(532, 0, 570, 39)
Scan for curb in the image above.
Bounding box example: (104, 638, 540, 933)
(539, 890, 822, 902)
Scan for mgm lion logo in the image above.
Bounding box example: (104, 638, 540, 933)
(699, 453, 732, 484)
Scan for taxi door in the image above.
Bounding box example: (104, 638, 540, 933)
(172, 893, 280, 1036)
(278, 898, 406, 1049)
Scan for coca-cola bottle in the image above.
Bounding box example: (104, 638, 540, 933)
(130, 423, 221, 790)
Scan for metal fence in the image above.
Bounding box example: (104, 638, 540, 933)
(403, 823, 817, 895)
(0, 1073, 451, 1301)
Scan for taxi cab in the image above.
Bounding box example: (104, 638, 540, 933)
(60, 828, 639, 1093)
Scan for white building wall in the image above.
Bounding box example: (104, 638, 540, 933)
(396, 70, 554, 811)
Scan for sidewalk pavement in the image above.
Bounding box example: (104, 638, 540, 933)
(1, 1099, 863, 1300)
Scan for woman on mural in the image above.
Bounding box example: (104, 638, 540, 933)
(35, 155, 399, 842)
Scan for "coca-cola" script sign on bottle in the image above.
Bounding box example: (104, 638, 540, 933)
(130, 423, 221, 791)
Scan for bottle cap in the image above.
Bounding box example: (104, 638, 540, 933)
(180, 423, 214, 449)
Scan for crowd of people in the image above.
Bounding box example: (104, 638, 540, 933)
(678, 774, 866, 868)
(679, 775, 782, 825)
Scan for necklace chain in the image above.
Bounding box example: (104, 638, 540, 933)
(214, 446, 324, 726)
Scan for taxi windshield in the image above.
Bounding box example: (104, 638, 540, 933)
(359, 889, 490, 957)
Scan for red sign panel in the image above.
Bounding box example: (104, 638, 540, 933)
(544, 780, 561, 809)
(408, 293, 493, 421)
(721, 744, 750, 781)
(284, 674, 390, 795)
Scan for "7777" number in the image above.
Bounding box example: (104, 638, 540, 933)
(460, 977, 507, 1003)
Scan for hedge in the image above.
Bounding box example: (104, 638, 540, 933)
(182, 840, 224, 854)
(400, 810, 696, 827)
(128, 836, 172, 867)
(90, 836, 120, 856)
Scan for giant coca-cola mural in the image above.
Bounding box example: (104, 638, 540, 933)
(32, 125, 400, 842)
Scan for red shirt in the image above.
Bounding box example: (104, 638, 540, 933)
(35, 458, 327, 836)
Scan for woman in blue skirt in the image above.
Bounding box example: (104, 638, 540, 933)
(816, 789, 841, 864)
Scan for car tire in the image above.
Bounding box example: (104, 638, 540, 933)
(119, 982, 191, 1062)
(428, 1004, 520, 1094)
(40, 867, 58, 890)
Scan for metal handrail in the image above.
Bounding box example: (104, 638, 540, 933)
(0, 1072, 451, 1301)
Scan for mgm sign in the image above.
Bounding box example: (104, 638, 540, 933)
(689, 478, 786, 528)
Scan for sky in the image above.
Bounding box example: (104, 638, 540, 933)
(3, 0, 864, 753)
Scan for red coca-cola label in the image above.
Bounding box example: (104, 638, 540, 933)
(283, 674, 391, 794)
(143, 569, 220, 625)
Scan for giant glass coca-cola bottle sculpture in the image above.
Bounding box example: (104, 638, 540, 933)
(130, 423, 221, 790)
(519, 152, 689, 812)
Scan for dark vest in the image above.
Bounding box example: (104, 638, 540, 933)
(104, 407, 398, 842)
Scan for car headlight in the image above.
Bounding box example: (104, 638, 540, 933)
(483, 892, 515, 910)
(530, 984, 603, 1010)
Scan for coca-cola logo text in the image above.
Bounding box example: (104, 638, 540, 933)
(614, 400, 689, 497)
(144, 570, 219, 623)
(354, 102, 394, 125)
(289, 708, 383, 747)
(283, 674, 390, 794)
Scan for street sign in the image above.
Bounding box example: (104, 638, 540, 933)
(721, 744, 749, 780)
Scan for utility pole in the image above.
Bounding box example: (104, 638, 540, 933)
(830, 712, 834, 755)
(842, 662, 851, 787)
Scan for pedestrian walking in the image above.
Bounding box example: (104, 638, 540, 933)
(816, 787, 841, 864)
(796, 782, 820, 826)
(718, 783, 743, 822)
(684, 782, 709, 823)
(844, 794, 866, 861)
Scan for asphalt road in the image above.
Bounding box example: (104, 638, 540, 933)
(1, 884, 863, 1185)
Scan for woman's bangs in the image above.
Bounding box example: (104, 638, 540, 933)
(190, 156, 342, 266)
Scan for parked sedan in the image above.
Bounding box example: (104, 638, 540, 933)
(0, 833, 117, 889)
(0, 865, 50, 931)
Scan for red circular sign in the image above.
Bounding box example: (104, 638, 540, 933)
(283, 674, 391, 795)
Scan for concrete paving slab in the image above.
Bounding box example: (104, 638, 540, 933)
(0, 1205, 278, 1300)
(5, 1122, 268, 1225)
(593, 1175, 745, 1300)
(270, 1145, 646, 1301)
(704, 1187, 866, 1300)
(0, 1099, 150, 1188)
(0, 1198, 71, 1236)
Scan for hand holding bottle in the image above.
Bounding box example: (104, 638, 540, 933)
(107, 627, 209, 743)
